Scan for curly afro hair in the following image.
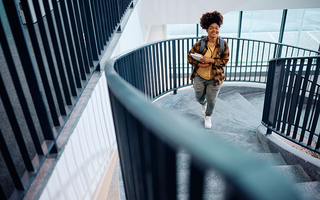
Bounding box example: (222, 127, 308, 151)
(200, 11, 223, 29)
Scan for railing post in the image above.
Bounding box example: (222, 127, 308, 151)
(235, 11, 243, 67)
(263, 59, 285, 132)
(173, 40, 177, 94)
(276, 9, 287, 58)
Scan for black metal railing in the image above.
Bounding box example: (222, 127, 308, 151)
(0, 0, 133, 199)
(114, 37, 319, 100)
(262, 56, 320, 154)
(105, 37, 320, 199)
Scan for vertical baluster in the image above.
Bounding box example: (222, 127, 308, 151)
(165, 145, 176, 200)
(177, 39, 181, 87)
(52, 0, 78, 96)
(187, 39, 190, 84)
(0, 129, 24, 191)
(286, 59, 302, 137)
(291, 47, 295, 57)
(138, 51, 144, 93)
(141, 127, 155, 200)
(164, 42, 169, 92)
(108, 92, 136, 199)
(245, 40, 250, 81)
(74, 0, 91, 71)
(149, 46, 155, 98)
(141, 49, 147, 96)
(225, 38, 229, 80)
(125, 112, 146, 200)
(279, 60, 295, 133)
(168, 41, 172, 90)
(160, 43, 165, 94)
(229, 38, 234, 81)
(2, 0, 57, 150)
(0, 74, 34, 172)
(182, 39, 185, 86)
(59, 0, 82, 88)
(0, 20, 43, 155)
(250, 41, 255, 82)
(173, 40, 177, 94)
(90, 0, 102, 51)
(239, 39, 244, 81)
(254, 42, 261, 82)
(42, 0, 72, 105)
(0, 184, 7, 199)
(156, 43, 161, 96)
(189, 160, 204, 200)
(79, 0, 98, 62)
(260, 42, 266, 83)
(153, 44, 159, 97)
(300, 58, 320, 142)
(98, 0, 107, 44)
(275, 59, 290, 131)
(293, 59, 312, 139)
(32, 0, 67, 114)
(146, 47, 152, 98)
(308, 85, 320, 146)
(66, 0, 87, 80)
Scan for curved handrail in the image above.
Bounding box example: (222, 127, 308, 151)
(112, 37, 319, 101)
(263, 56, 320, 153)
(105, 37, 304, 199)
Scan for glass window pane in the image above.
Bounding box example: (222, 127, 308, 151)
(241, 10, 282, 42)
(220, 11, 239, 37)
(284, 8, 320, 51)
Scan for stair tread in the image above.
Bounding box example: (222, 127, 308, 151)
(218, 91, 262, 119)
(274, 165, 312, 183)
(256, 153, 287, 165)
(294, 181, 320, 200)
(241, 92, 265, 111)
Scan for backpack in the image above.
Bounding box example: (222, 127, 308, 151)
(199, 35, 225, 55)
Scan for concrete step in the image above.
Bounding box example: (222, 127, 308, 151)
(213, 97, 261, 131)
(218, 91, 262, 120)
(237, 142, 270, 153)
(256, 153, 287, 166)
(274, 165, 312, 183)
(241, 92, 265, 111)
(210, 130, 259, 145)
(294, 181, 320, 200)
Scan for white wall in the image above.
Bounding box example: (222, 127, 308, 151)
(112, 0, 151, 57)
(147, 25, 167, 43)
(39, 73, 118, 200)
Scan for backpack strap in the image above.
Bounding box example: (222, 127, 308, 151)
(199, 35, 206, 54)
(219, 36, 224, 55)
(199, 35, 225, 55)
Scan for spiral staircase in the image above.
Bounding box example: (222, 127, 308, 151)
(151, 83, 320, 200)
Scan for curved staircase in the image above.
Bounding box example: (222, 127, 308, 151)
(152, 83, 320, 200)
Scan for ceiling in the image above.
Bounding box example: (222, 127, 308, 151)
(140, 0, 320, 25)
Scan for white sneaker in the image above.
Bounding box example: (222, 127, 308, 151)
(201, 104, 206, 116)
(204, 116, 212, 129)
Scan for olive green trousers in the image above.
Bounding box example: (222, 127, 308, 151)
(193, 73, 221, 116)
